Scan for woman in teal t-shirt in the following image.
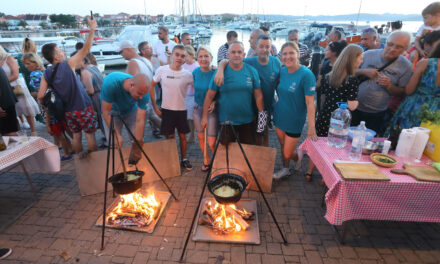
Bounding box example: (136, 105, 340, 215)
(192, 46, 218, 171)
(273, 42, 318, 180)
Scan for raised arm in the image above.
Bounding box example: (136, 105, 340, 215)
(214, 59, 228, 86)
(68, 17, 96, 70)
(405, 58, 429, 95)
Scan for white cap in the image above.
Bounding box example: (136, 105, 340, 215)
(117, 40, 136, 52)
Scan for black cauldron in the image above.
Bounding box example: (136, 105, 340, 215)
(207, 173, 247, 204)
(108, 170, 144, 195)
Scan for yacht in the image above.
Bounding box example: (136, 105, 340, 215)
(90, 25, 157, 67)
(0, 36, 82, 57)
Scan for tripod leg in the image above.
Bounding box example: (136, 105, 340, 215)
(229, 125, 288, 244)
(179, 125, 224, 262)
(118, 117, 179, 201)
(101, 116, 114, 250)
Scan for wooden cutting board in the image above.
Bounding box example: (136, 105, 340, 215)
(334, 162, 390, 181)
(391, 164, 440, 182)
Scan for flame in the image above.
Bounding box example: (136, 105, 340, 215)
(206, 201, 244, 233)
(107, 192, 160, 226)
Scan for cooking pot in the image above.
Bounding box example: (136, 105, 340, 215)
(207, 173, 247, 204)
(108, 170, 144, 195)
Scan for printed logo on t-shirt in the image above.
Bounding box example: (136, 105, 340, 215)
(310, 86, 316, 92)
(166, 75, 175, 79)
(288, 82, 296, 92)
(270, 72, 276, 81)
(246, 77, 252, 86)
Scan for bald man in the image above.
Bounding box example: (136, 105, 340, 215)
(101, 73, 150, 152)
(247, 28, 265, 57)
(353, 31, 412, 136)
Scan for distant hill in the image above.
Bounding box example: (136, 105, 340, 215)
(256, 13, 421, 22)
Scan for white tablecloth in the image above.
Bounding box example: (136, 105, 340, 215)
(0, 137, 60, 172)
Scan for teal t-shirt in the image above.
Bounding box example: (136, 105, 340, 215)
(244, 56, 281, 113)
(209, 63, 261, 125)
(101, 72, 149, 115)
(193, 67, 216, 106)
(274, 66, 316, 134)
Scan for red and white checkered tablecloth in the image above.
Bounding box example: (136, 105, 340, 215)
(0, 137, 60, 172)
(299, 138, 440, 226)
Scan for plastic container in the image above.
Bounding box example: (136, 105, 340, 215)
(328, 103, 351, 148)
(382, 140, 391, 155)
(349, 121, 367, 161)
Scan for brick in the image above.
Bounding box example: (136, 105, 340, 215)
(185, 250, 209, 263)
(230, 246, 246, 264)
(305, 251, 323, 264)
(354, 248, 381, 260)
(157, 245, 174, 260)
(262, 254, 285, 264)
(114, 244, 138, 258)
(281, 244, 304, 256)
(246, 253, 262, 264)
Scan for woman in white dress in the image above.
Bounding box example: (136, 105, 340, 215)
(0, 46, 39, 136)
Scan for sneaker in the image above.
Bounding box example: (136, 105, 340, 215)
(0, 248, 12, 260)
(61, 155, 73, 161)
(273, 168, 290, 180)
(181, 159, 193, 171)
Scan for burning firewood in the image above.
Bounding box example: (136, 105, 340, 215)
(200, 201, 254, 234)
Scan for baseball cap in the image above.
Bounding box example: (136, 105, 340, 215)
(117, 40, 136, 52)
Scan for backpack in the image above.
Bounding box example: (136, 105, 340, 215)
(42, 64, 65, 122)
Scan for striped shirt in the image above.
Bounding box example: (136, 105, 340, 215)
(217, 43, 229, 63)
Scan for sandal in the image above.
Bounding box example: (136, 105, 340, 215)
(201, 164, 211, 172)
(305, 173, 312, 182)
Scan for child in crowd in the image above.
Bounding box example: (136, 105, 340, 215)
(410, 2, 440, 61)
(182, 45, 199, 143)
(22, 52, 73, 161)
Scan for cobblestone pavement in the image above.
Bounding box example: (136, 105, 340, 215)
(1, 122, 440, 264)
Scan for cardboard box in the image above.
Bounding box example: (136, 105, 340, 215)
(74, 138, 181, 196)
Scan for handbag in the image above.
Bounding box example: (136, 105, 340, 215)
(42, 64, 65, 122)
(12, 84, 24, 96)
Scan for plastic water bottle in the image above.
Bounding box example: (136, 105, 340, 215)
(328, 103, 351, 148)
(349, 121, 367, 161)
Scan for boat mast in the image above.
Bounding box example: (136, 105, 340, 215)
(355, 0, 362, 31)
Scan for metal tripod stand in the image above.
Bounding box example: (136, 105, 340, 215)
(100, 112, 179, 250)
(179, 122, 288, 261)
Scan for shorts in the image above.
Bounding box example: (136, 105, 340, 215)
(49, 120, 67, 136)
(286, 132, 301, 138)
(219, 122, 255, 145)
(65, 105, 98, 134)
(161, 108, 190, 135)
(0, 106, 19, 134)
(185, 95, 195, 120)
(192, 103, 218, 137)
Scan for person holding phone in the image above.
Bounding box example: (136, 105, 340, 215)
(153, 26, 176, 65)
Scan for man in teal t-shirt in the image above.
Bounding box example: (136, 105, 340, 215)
(101, 72, 150, 155)
(243, 35, 281, 146)
(202, 41, 265, 145)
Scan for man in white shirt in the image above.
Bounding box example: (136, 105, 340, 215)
(150, 45, 194, 170)
(153, 26, 176, 65)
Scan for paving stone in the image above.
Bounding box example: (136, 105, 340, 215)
(305, 250, 323, 264)
(185, 250, 209, 263)
(246, 253, 262, 264)
(281, 244, 304, 256)
(114, 244, 138, 258)
(262, 254, 285, 264)
(230, 246, 246, 264)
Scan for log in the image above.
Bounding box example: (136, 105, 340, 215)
(224, 206, 249, 230)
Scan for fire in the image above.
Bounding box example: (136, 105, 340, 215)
(204, 201, 252, 234)
(107, 192, 161, 227)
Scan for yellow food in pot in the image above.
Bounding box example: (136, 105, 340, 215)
(214, 185, 239, 197)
